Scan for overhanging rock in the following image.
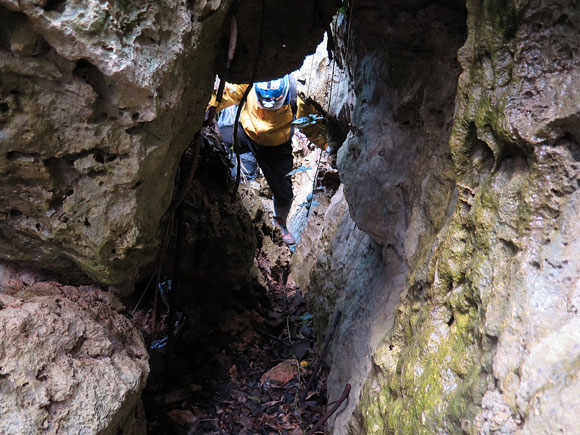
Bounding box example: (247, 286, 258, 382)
(0, 0, 230, 291)
(0, 0, 337, 292)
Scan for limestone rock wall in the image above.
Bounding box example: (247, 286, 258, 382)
(0, 265, 149, 434)
(0, 0, 231, 291)
(298, 0, 580, 433)
(295, 30, 355, 143)
(444, 1, 580, 432)
(355, 0, 580, 432)
(295, 1, 466, 432)
(0, 1, 338, 433)
(0, 0, 337, 292)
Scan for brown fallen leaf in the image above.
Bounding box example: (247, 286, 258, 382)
(166, 409, 199, 434)
(260, 359, 299, 386)
(263, 400, 282, 407)
(154, 389, 191, 407)
(229, 364, 240, 382)
(239, 414, 254, 429)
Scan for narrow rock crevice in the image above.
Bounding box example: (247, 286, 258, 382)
(2, 0, 580, 433)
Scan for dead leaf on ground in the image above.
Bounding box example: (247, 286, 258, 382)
(166, 409, 199, 433)
(220, 310, 252, 332)
(239, 414, 254, 429)
(229, 364, 240, 382)
(260, 359, 299, 385)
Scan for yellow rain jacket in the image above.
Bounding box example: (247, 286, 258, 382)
(209, 84, 294, 147)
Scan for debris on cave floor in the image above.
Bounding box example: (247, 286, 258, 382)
(142, 244, 327, 435)
(137, 134, 341, 434)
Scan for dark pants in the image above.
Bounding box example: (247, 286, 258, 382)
(222, 124, 294, 219)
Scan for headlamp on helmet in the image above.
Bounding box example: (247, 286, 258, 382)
(254, 75, 290, 110)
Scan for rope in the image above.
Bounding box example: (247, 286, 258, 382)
(345, 0, 355, 65)
(306, 15, 339, 218)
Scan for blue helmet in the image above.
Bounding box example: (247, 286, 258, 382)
(254, 75, 290, 110)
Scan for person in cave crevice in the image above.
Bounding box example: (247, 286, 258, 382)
(209, 74, 298, 245)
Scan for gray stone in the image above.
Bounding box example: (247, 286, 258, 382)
(0, 0, 338, 292)
(296, 2, 465, 432)
(0, 274, 149, 434)
(292, 186, 404, 433)
(0, 0, 232, 291)
(296, 31, 355, 126)
(325, 0, 580, 432)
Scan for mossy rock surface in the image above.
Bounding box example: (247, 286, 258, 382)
(352, 0, 580, 433)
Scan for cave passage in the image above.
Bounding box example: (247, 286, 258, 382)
(3, 0, 580, 432)
(137, 47, 342, 432)
(140, 133, 340, 435)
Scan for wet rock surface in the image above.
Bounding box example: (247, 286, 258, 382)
(0, 263, 149, 434)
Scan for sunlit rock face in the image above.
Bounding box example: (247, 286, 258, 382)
(294, 31, 354, 142)
(0, 0, 337, 292)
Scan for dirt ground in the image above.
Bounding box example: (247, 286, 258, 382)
(139, 234, 330, 434)
(132, 129, 343, 434)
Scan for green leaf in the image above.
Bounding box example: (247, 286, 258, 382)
(296, 313, 314, 322)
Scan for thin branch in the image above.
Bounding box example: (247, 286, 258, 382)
(306, 383, 351, 435)
(299, 311, 342, 403)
